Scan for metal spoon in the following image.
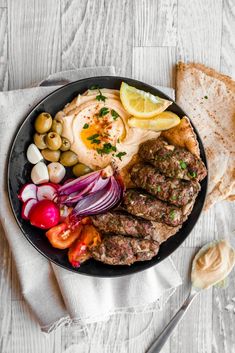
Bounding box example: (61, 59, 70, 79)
(146, 242, 225, 353)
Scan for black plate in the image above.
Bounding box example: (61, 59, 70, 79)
(7, 76, 208, 277)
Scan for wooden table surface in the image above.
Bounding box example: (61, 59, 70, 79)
(0, 1, 235, 352)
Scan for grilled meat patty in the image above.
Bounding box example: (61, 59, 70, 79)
(130, 163, 200, 206)
(91, 211, 180, 243)
(90, 235, 159, 265)
(122, 189, 183, 227)
(139, 138, 207, 181)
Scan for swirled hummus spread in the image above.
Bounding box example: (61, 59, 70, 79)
(191, 240, 235, 289)
(56, 88, 160, 170)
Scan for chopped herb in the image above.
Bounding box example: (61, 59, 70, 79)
(111, 109, 119, 120)
(87, 133, 99, 140)
(157, 186, 161, 192)
(170, 210, 176, 220)
(89, 85, 99, 90)
(96, 89, 107, 102)
(91, 139, 101, 144)
(204, 95, 208, 99)
(83, 123, 89, 129)
(115, 151, 127, 161)
(188, 171, 197, 178)
(97, 143, 117, 155)
(171, 195, 177, 200)
(99, 107, 109, 117)
(179, 160, 187, 170)
(117, 138, 120, 143)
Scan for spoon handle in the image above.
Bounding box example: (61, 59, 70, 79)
(146, 290, 198, 353)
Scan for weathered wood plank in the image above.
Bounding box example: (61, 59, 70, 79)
(184, 206, 216, 247)
(7, 0, 61, 89)
(134, 0, 177, 46)
(61, 0, 133, 76)
(0, 0, 7, 7)
(177, 0, 223, 70)
(212, 271, 235, 353)
(59, 311, 171, 353)
(0, 224, 12, 353)
(212, 201, 235, 352)
(0, 8, 8, 91)
(132, 47, 176, 88)
(214, 201, 235, 238)
(220, 0, 235, 78)
(10, 300, 60, 353)
(169, 247, 213, 353)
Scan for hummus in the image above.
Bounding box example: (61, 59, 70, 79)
(56, 88, 160, 170)
(191, 240, 235, 289)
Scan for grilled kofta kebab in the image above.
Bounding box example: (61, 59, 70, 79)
(90, 235, 159, 266)
(91, 211, 180, 243)
(139, 138, 207, 181)
(130, 163, 200, 207)
(122, 189, 183, 227)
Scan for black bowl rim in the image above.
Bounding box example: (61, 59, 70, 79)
(7, 75, 208, 277)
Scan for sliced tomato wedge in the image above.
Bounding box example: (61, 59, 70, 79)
(45, 222, 82, 249)
(68, 225, 101, 267)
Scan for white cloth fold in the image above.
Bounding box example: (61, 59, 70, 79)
(0, 66, 182, 332)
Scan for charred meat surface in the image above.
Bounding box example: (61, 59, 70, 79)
(122, 189, 183, 227)
(91, 211, 180, 243)
(91, 211, 155, 238)
(90, 235, 159, 265)
(130, 163, 200, 206)
(139, 138, 207, 181)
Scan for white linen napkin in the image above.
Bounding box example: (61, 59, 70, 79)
(0, 66, 182, 332)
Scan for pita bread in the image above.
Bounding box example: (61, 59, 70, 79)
(162, 116, 200, 157)
(176, 62, 235, 209)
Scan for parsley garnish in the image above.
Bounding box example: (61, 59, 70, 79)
(157, 186, 161, 192)
(188, 171, 197, 178)
(204, 95, 208, 99)
(83, 123, 89, 129)
(97, 143, 117, 155)
(96, 89, 107, 102)
(99, 107, 109, 117)
(90, 85, 99, 90)
(171, 195, 177, 200)
(111, 109, 119, 120)
(170, 210, 176, 220)
(115, 152, 127, 161)
(87, 133, 99, 140)
(179, 160, 187, 170)
(91, 139, 101, 144)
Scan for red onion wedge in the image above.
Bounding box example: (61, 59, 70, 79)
(57, 166, 125, 217)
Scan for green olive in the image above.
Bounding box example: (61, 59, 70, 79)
(45, 132, 62, 150)
(60, 151, 79, 167)
(51, 120, 63, 135)
(33, 133, 47, 149)
(34, 112, 52, 133)
(72, 163, 92, 177)
(60, 137, 71, 151)
(42, 149, 61, 162)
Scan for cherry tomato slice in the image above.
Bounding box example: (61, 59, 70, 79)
(45, 222, 82, 249)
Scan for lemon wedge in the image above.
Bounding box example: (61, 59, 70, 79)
(128, 111, 181, 131)
(120, 82, 172, 118)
